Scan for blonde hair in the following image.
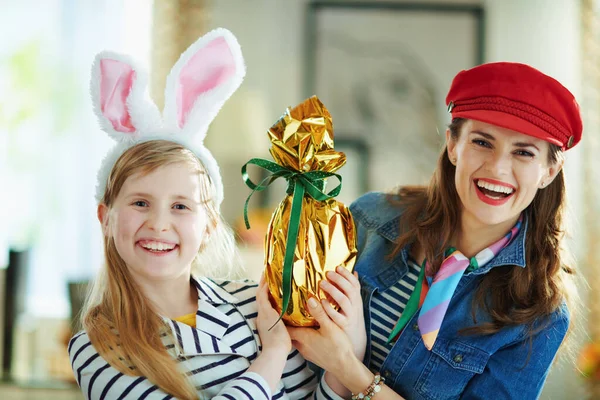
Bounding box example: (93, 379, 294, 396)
(82, 140, 239, 400)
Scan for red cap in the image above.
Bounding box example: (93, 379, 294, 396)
(446, 62, 582, 150)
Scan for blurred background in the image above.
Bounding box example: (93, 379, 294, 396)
(1, 0, 600, 399)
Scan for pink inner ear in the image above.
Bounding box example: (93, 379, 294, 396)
(100, 59, 136, 133)
(177, 36, 236, 128)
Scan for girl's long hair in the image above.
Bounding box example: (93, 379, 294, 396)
(82, 140, 238, 400)
(391, 118, 578, 340)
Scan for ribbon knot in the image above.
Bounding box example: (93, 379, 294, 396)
(242, 158, 342, 327)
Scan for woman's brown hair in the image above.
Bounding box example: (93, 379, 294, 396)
(391, 118, 577, 338)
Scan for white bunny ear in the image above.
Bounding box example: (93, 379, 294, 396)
(163, 28, 246, 138)
(91, 52, 161, 142)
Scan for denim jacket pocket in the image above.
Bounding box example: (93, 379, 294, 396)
(415, 338, 490, 400)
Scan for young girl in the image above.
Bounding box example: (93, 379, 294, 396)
(68, 29, 344, 400)
(288, 62, 583, 399)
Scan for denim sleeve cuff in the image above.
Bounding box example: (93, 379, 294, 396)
(215, 371, 271, 400)
(316, 374, 346, 400)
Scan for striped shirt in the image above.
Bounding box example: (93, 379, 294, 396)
(369, 258, 422, 372)
(68, 276, 343, 400)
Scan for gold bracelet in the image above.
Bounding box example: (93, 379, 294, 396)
(351, 373, 385, 400)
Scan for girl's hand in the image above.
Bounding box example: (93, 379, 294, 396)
(319, 267, 366, 362)
(247, 275, 292, 393)
(255, 275, 291, 356)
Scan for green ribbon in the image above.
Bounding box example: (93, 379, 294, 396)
(242, 158, 342, 327)
(386, 260, 426, 344)
(386, 247, 480, 344)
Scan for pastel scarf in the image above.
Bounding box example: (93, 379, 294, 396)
(387, 215, 523, 349)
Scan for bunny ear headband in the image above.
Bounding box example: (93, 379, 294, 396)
(91, 28, 246, 208)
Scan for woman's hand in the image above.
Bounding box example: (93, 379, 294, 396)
(289, 303, 405, 400)
(319, 266, 367, 362)
(255, 274, 291, 355)
(287, 294, 359, 377)
(287, 269, 370, 398)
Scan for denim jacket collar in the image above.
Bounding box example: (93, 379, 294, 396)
(470, 216, 528, 274)
(365, 212, 529, 291)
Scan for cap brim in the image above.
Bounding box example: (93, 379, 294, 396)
(451, 110, 564, 148)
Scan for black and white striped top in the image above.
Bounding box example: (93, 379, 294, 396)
(68, 276, 343, 400)
(368, 258, 421, 372)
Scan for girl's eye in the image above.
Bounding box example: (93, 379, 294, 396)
(173, 204, 189, 210)
(472, 139, 491, 148)
(515, 150, 534, 158)
(133, 201, 148, 207)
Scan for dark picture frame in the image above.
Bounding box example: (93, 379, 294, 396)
(304, 1, 485, 193)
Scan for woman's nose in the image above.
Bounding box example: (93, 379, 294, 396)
(485, 151, 512, 176)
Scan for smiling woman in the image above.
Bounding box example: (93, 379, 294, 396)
(447, 118, 563, 231)
(287, 62, 583, 400)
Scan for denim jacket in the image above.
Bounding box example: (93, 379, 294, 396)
(350, 192, 569, 400)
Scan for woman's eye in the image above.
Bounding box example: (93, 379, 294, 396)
(472, 139, 491, 148)
(515, 150, 534, 157)
(133, 201, 148, 207)
(173, 204, 189, 210)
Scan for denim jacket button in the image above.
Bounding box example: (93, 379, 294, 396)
(383, 370, 391, 378)
(412, 323, 419, 331)
(453, 354, 463, 363)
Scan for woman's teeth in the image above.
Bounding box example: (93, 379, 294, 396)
(476, 180, 514, 195)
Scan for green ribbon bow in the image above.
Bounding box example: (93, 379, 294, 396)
(242, 158, 342, 327)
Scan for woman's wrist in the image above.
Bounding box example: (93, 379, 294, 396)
(350, 372, 385, 400)
(324, 371, 351, 398)
(334, 355, 375, 395)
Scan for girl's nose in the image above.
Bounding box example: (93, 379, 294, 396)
(147, 209, 170, 231)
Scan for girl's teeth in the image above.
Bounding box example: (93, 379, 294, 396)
(141, 241, 175, 251)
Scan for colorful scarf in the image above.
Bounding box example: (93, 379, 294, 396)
(387, 215, 523, 349)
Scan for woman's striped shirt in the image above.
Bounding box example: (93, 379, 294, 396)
(368, 257, 422, 372)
